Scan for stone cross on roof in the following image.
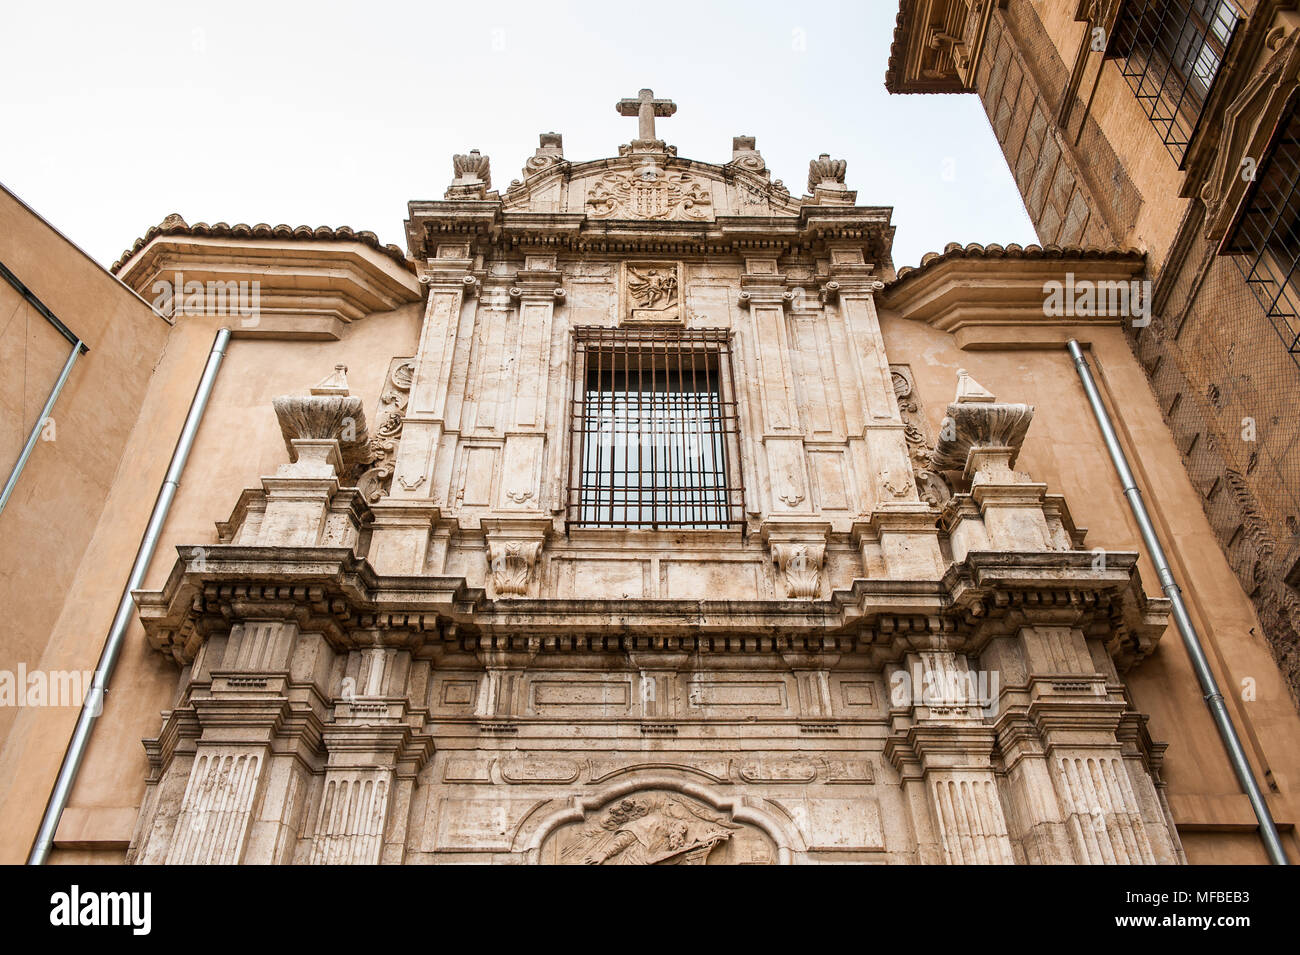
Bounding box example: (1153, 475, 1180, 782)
(617, 88, 676, 144)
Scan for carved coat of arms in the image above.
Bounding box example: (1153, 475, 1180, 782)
(586, 169, 713, 221)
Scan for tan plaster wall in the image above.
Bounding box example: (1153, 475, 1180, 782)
(0, 290, 422, 864)
(0, 187, 170, 863)
(879, 310, 1300, 863)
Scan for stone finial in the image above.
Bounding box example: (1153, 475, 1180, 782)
(808, 153, 848, 193)
(311, 363, 351, 396)
(160, 212, 188, 230)
(930, 370, 1034, 479)
(730, 135, 767, 176)
(524, 132, 565, 176)
(447, 149, 491, 198)
(273, 370, 370, 477)
(954, 368, 996, 403)
(617, 88, 677, 147)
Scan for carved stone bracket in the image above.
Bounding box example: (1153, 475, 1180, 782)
(482, 518, 550, 598)
(763, 522, 831, 599)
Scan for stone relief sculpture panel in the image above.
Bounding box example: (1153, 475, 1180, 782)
(620, 261, 683, 324)
(544, 791, 775, 865)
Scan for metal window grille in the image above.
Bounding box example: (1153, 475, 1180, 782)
(566, 325, 745, 529)
(1108, 0, 1240, 166)
(1224, 91, 1300, 360)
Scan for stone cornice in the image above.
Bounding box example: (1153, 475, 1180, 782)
(879, 244, 1147, 347)
(405, 197, 895, 262)
(113, 228, 423, 340)
(133, 545, 1169, 671)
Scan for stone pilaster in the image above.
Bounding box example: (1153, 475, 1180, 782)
(499, 261, 564, 513)
(886, 650, 1016, 865)
(310, 648, 433, 865)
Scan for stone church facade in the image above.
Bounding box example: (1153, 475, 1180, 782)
(2, 83, 1297, 863)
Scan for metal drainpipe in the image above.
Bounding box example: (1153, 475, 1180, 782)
(27, 327, 232, 865)
(0, 338, 85, 515)
(1067, 339, 1289, 865)
(0, 258, 91, 517)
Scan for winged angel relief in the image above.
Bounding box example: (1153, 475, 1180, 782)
(561, 793, 741, 865)
(586, 169, 713, 220)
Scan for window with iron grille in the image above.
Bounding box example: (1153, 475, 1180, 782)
(1223, 91, 1300, 358)
(566, 326, 745, 529)
(1107, 0, 1241, 166)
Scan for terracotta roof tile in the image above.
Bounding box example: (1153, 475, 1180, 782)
(111, 214, 414, 274)
(889, 242, 1145, 287)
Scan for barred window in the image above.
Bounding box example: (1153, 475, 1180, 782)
(566, 326, 745, 529)
(1223, 92, 1300, 357)
(1108, 0, 1241, 165)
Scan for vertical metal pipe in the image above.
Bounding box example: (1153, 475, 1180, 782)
(27, 327, 232, 865)
(1067, 339, 1289, 865)
(0, 338, 83, 515)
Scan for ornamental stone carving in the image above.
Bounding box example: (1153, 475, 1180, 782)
(447, 149, 491, 199)
(808, 153, 848, 193)
(524, 131, 564, 176)
(356, 357, 414, 503)
(771, 542, 827, 599)
(586, 168, 713, 220)
(930, 369, 1034, 478)
(729, 135, 768, 176)
(487, 540, 541, 596)
(620, 261, 682, 323)
(557, 792, 745, 865)
(272, 364, 369, 474)
(891, 364, 953, 507)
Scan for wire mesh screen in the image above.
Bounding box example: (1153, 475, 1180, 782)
(567, 326, 745, 529)
(1108, 0, 1240, 166)
(1224, 92, 1300, 358)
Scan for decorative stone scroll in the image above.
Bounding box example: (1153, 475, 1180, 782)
(524, 131, 565, 176)
(891, 364, 952, 507)
(356, 357, 414, 503)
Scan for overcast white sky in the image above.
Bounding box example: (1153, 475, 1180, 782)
(0, 0, 1036, 270)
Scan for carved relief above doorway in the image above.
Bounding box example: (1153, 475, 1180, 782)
(541, 790, 776, 864)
